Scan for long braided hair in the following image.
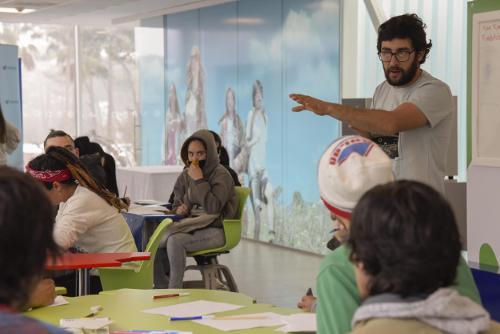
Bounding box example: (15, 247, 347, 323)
(27, 146, 128, 211)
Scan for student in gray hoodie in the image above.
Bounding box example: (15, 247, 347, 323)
(154, 129, 237, 289)
(348, 181, 499, 334)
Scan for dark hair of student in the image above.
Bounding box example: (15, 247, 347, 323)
(74, 136, 92, 155)
(27, 146, 127, 211)
(377, 13, 432, 64)
(43, 129, 73, 148)
(0, 106, 6, 144)
(348, 180, 461, 298)
(0, 166, 61, 310)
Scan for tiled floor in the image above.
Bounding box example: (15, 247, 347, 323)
(184, 238, 324, 308)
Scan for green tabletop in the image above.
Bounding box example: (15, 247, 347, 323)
(26, 289, 303, 333)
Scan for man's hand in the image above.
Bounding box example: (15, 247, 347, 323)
(28, 278, 56, 308)
(297, 295, 317, 312)
(188, 162, 203, 181)
(176, 203, 189, 216)
(289, 94, 330, 116)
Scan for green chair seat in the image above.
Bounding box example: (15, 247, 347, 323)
(185, 187, 251, 292)
(98, 218, 171, 290)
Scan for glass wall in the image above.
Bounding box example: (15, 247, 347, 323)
(0, 22, 139, 167)
(79, 25, 139, 167)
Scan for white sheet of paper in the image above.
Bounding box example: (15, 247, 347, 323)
(194, 312, 284, 331)
(133, 199, 168, 206)
(142, 300, 243, 317)
(49, 295, 69, 307)
(128, 204, 169, 215)
(60, 317, 113, 330)
(275, 313, 316, 332)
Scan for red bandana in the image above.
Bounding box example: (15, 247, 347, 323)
(25, 165, 72, 183)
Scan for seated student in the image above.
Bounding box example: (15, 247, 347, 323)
(167, 130, 240, 207)
(75, 136, 119, 197)
(312, 136, 481, 334)
(0, 106, 21, 166)
(45, 130, 107, 190)
(155, 129, 237, 289)
(26, 146, 136, 254)
(298, 135, 395, 313)
(209, 130, 241, 186)
(0, 166, 68, 333)
(348, 181, 500, 334)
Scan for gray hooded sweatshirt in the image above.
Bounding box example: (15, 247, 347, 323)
(352, 288, 491, 334)
(165, 129, 237, 238)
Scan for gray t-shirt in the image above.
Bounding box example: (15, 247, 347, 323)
(371, 70, 454, 193)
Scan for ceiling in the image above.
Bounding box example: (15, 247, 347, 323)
(0, 0, 233, 26)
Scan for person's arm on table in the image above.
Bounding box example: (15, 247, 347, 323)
(27, 279, 56, 309)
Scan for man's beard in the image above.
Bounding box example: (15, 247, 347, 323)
(384, 58, 419, 86)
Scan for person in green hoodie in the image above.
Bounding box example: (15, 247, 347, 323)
(348, 181, 499, 334)
(314, 135, 480, 334)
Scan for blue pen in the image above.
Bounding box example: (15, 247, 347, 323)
(170, 315, 213, 321)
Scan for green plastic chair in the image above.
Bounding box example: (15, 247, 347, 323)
(98, 218, 172, 290)
(184, 187, 251, 292)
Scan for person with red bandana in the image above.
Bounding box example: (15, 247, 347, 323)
(26, 146, 136, 295)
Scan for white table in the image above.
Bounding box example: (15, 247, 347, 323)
(116, 165, 184, 202)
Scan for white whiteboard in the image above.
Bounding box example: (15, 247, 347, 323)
(472, 10, 500, 166)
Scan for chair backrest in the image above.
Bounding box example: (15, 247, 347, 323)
(235, 186, 251, 220)
(139, 218, 172, 272)
(99, 218, 171, 291)
(220, 187, 250, 250)
(187, 187, 250, 257)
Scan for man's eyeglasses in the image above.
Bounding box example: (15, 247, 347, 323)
(378, 49, 415, 62)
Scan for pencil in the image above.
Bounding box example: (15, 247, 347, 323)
(153, 292, 190, 299)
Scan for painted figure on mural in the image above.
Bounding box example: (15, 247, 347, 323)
(165, 83, 185, 165)
(185, 46, 207, 137)
(219, 87, 248, 181)
(246, 80, 274, 241)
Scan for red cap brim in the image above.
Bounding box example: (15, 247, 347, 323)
(321, 198, 352, 220)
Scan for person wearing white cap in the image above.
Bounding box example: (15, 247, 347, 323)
(312, 136, 480, 334)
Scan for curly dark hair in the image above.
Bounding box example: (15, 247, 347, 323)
(0, 166, 60, 310)
(348, 180, 461, 298)
(377, 13, 432, 64)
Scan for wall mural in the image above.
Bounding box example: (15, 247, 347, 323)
(163, 0, 340, 254)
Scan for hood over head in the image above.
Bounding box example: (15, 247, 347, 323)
(180, 129, 219, 176)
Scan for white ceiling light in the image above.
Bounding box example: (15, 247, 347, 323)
(0, 6, 35, 13)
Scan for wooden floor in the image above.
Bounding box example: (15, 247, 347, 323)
(184, 238, 324, 308)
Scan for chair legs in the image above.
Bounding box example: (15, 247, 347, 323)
(184, 257, 239, 292)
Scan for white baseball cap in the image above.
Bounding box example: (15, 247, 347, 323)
(318, 135, 394, 219)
